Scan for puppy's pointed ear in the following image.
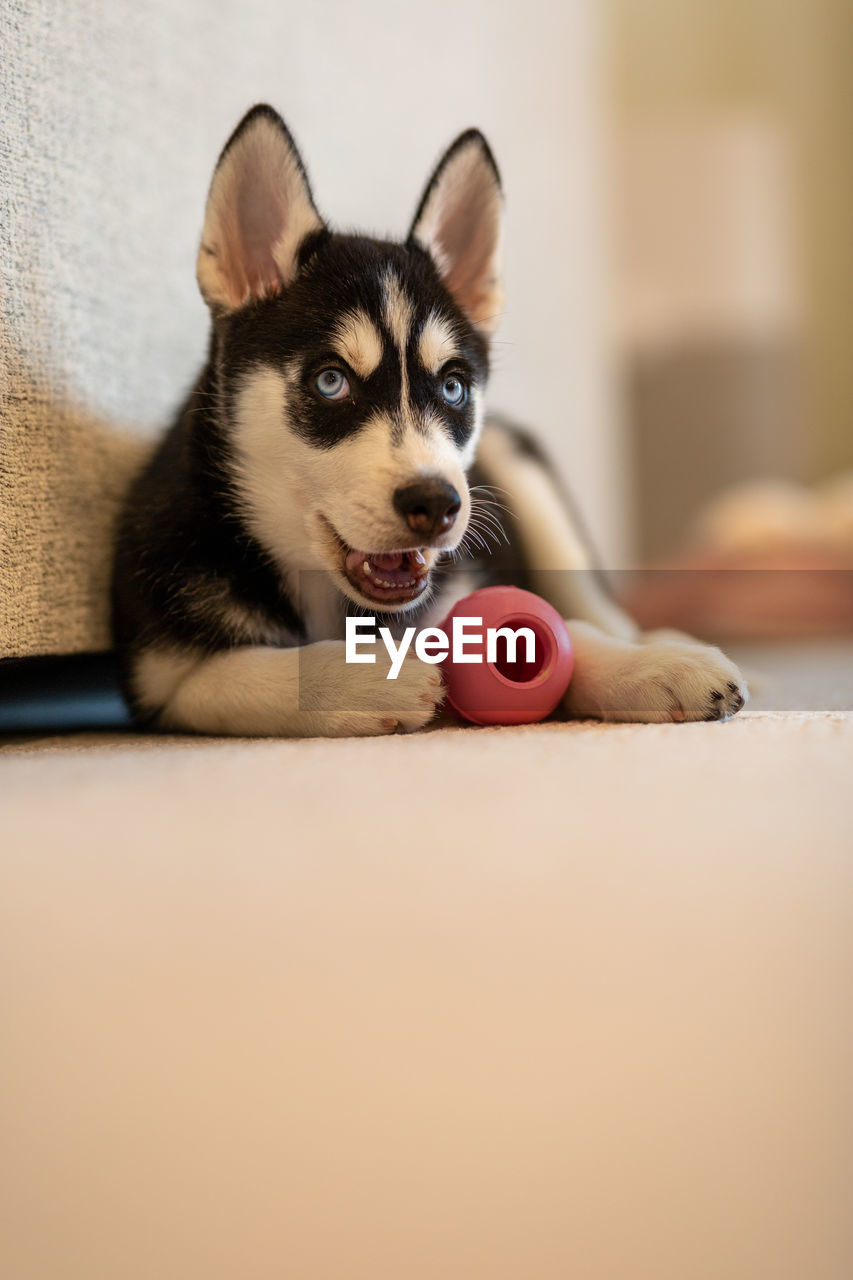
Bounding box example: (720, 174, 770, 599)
(197, 105, 325, 312)
(408, 130, 504, 334)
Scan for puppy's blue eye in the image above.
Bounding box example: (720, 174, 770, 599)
(441, 374, 467, 407)
(315, 369, 350, 401)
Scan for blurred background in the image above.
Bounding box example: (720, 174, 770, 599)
(606, 0, 853, 636)
(612, 0, 809, 554)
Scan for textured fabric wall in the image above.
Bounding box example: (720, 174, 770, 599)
(1, 0, 617, 659)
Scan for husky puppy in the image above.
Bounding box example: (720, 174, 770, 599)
(112, 104, 747, 736)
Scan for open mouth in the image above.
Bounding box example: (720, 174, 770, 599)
(343, 546, 431, 606)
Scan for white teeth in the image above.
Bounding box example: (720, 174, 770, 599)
(366, 577, 420, 591)
(354, 555, 426, 594)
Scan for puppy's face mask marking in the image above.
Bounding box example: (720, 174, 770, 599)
(199, 106, 503, 612)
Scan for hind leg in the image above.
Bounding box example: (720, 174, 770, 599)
(475, 420, 638, 639)
(475, 420, 748, 722)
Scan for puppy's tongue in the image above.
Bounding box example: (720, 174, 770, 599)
(345, 547, 428, 588)
(369, 552, 404, 572)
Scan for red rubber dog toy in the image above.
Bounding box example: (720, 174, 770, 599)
(440, 585, 574, 725)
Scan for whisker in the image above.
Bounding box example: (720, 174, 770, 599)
(470, 483, 513, 498)
(468, 487, 517, 521)
(465, 516, 507, 551)
(470, 516, 506, 544)
(468, 503, 511, 546)
(462, 526, 489, 554)
(471, 502, 510, 526)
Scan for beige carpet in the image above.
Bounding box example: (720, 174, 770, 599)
(2, 644, 852, 1279)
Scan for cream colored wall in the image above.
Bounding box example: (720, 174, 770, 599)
(608, 0, 853, 477)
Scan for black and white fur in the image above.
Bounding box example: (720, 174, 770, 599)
(112, 105, 747, 736)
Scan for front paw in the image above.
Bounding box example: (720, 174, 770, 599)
(306, 645, 445, 737)
(563, 627, 748, 724)
(628, 642, 748, 722)
(366, 654, 446, 735)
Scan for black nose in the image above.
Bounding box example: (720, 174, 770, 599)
(393, 479, 461, 540)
